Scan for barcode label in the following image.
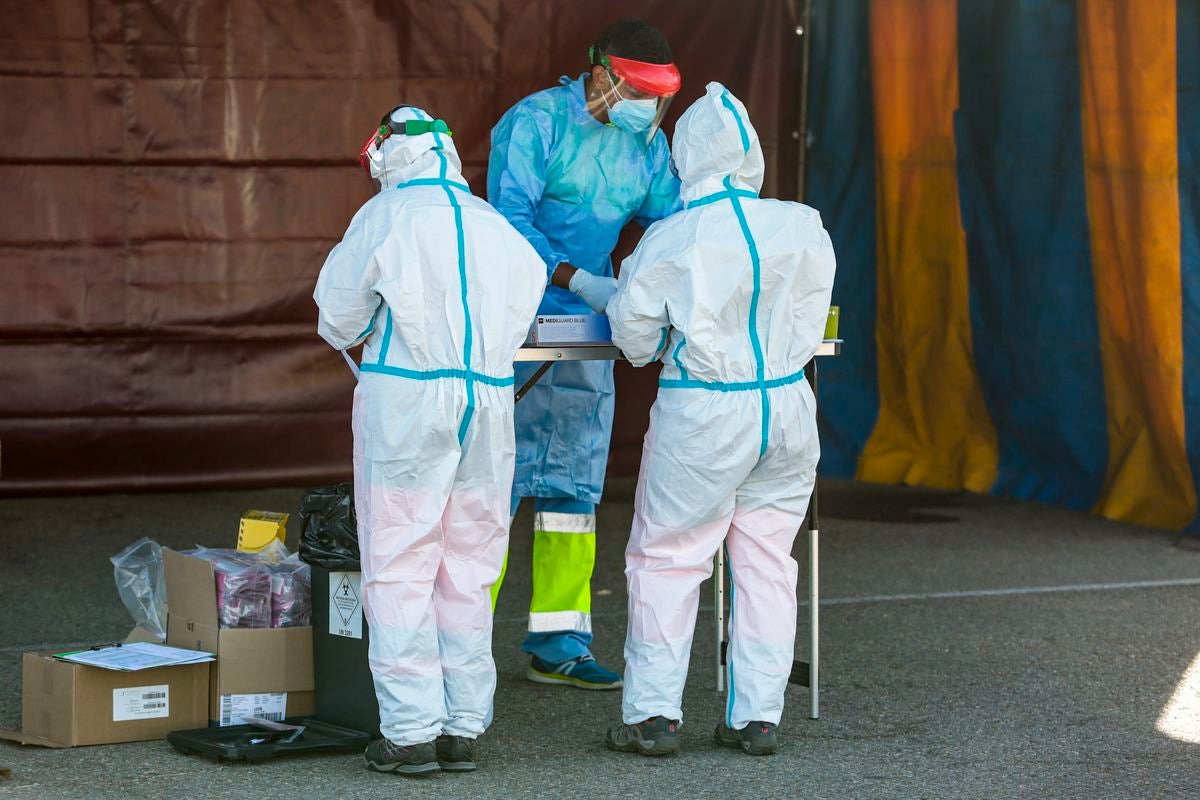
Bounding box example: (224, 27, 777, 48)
(218, 693, 287, 726)
(113, 685, 170, 721)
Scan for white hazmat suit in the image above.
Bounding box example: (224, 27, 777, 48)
(607, 83, 836, 730)
(314, 107, 545, 746)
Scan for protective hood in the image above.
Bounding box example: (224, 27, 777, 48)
(671, 82, 765, 204)
(363, 105, 464, 189)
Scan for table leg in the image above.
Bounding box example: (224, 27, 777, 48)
(514, 361, 554, 404)
(809, 525, 819, 719)
(715, 547, 726, 693)
(808, 356, 820, 719)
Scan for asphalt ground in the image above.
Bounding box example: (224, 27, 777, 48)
(1, 479, 1199, 799)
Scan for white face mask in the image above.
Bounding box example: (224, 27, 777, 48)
(364, 143, 390, 192)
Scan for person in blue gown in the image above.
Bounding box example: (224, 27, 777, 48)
(487, 18, 682, 689)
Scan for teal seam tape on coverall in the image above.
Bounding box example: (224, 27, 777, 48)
(714, 92, 770, 458)
(654, 327, 670, 362)
(362, 174, 508, 410)
(358, 363, 514, 386)
(395, 177, 471, 193)
(671, 336, 689, 380)
(658, 368, 805, 392)
(435, 151, 477, 444)
(377, 310, 394, 366)
(720, 91, 752, 152)
(724, 175, 771, 459)
(685, 188, 758, 209)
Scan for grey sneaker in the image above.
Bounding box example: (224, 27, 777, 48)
(435, 734, 477, 772)
(714, 720, 780, 755)
(363, 737, 440, 775)
(605, 716, 681, 756)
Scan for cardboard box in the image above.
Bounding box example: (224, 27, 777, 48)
(237, 510, 289, 552)
(163, 549, 314, 725)
(528, 314, 612, 345)
(0, 652, 208, 747)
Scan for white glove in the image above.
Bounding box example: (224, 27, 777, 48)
(568, 269, 618, 313)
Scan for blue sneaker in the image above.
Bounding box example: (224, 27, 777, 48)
(527, 654, 622, 690)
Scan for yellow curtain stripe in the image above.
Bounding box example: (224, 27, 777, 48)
(859, 0, 999, 492)
(1078, 0, 1195, 528)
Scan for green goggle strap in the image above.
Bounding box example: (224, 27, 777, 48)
(401, 119, 452, 137)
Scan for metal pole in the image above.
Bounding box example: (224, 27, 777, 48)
(809, 527, 819, 718)
(797, 0, 813, 203)
(798, 0, 818, 720)
(715, 548, 726, 693)
(808, 355, 820, 719)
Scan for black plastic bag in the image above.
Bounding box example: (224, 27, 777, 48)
(298, 482, 361, 570)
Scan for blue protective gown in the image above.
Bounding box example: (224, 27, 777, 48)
(488, 74, 682, 506)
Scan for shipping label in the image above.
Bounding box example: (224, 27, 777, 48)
(113, 685, 170, 721)
(219, 692, 287, 726)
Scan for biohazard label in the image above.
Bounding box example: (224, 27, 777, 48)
(329, 571, 363, 639)
(113, 685, 169, 721)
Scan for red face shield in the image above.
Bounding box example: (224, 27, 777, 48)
(587, 50, 683, 143)
(606, 55, 681, 98)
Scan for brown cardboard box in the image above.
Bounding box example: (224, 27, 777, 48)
(163, 549, 314, 724)
(0, 652, 208, 747)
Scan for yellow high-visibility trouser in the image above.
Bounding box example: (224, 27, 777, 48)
(491, 509, 595, 637)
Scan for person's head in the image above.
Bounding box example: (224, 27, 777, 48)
(672, 82, 765, 201)
(586, 18, 680, 141)
(358, 105, 460, 192)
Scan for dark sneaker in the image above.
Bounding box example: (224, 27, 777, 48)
(527, 654, 622, 690)
(363, 737, 440, 776)
(435, 734, 477, 772)
(605, 716, 681, 757)
(714, 721, 780, 755)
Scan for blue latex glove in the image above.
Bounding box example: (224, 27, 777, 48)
(568, 269, 618, 313)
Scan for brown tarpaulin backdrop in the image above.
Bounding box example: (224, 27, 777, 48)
(0, 0, 801, 494)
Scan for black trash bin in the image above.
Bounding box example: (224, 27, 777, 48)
(299, 483, 380, 738)
(311, 566, 380, 737)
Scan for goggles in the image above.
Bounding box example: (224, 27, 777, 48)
(358, 105, 453, 177)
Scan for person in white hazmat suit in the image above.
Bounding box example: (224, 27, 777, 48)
(603, 83, 836, 757)
(313, 105, 545, 776)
